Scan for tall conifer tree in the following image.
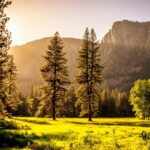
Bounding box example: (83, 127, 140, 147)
(0, 0, 12, 116)
(41, 32, 69, 120)
(6, 55, 21, 114)
(76, 28, 103, 121)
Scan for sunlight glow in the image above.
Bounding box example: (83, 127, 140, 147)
(7, 22, 21, 46)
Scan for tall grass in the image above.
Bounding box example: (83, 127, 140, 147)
(0, 117, 150, 149)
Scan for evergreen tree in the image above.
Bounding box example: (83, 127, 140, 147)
(100, 89, 113, 117)
(76, 28, 103, 121)
(27, 85, 40, 116)
(6, 55, 21, 115)
(41, 32, 70, 120)
(0, 0, 12, 116)
(89, 28, 103, 118)
(62, 86, 79, 117)
(99, 89, 133, 117)
(15, 92, 30, 116)
(35, 85, 51, 117)
(118, 92, 132, 117)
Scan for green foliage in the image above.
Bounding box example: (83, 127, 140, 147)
(0, 0, 11, 116)
(130, 79, 150, 119)
(0, 131, 30, 148)
(30, 80, 133, 118)
(35, 85, 51, 117)
(6, 55, 21, 115)
(14, 93, 30, 116)
(61, 86, 80, 117)
(0, 0, 20, 117)
(40, 32, 70, 120)
(98, 89, 133, 117)
(0, 119, 19, 130)
(76, 28, 103, 121)
(26, 85, 40, 116)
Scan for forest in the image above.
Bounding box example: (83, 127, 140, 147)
(0, 0, 150, 149)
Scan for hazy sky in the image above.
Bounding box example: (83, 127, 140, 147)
(6, 0, 150, 45)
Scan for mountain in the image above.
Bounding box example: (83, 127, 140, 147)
(9, 38, 82, 95)
(101, 20, 150, 91)
(9, 20, 150, 95)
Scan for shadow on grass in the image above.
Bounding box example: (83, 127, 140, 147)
(0, 119, 68, 149)
(0, 119, 30, 130)
(0, 120, 19, 130)
(15, 118, 51, 125)
(22, 132, 69, 142)
(0, 130, 69, 149)
(65, 121, 150, 127)
(0, 131, 31, 148)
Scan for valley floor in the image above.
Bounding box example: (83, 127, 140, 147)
(0, 117, 150, 150)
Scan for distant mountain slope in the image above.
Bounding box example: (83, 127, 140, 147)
(10, 20, 150, 95)
(9, 38, 82, 95)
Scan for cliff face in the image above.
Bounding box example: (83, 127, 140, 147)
(102, 20, 150, 49)
(9, 20, 150, 95)
(101, 20, 150, 91)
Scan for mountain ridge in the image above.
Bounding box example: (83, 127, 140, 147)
(9, 20, 150, 95)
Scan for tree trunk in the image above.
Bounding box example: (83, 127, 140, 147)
(52, 98, 56, 120)
(73, 105, 76, 117)
(52, 59, 57, 120)
(88, 104, 92, 121)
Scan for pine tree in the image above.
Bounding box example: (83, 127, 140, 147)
(98, 89, 133, 117)
(6, 55, 21, 115)
(15, 92, 30, 116)
(41, 32, 70, 120)
(27, 85, 39, 116)
(62, 86, 79, 117)
(76, 28, 103, 121)
(0, 0, 12, 116)
(35, 85, 51, 117)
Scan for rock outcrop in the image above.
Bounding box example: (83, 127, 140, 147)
(101, 20, 150, 91)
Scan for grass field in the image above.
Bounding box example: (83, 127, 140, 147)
(0, 117, 150, 150)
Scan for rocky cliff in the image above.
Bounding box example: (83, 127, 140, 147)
(101, 20, 150, 91)
(102, 20, 150, 49)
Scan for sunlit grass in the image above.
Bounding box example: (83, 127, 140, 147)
(1, 117, 150, 149)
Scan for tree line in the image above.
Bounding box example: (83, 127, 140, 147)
(0, 0, 149, 120)
(14, 86, 133, 118)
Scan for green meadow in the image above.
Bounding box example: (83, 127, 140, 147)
(0, 117, 150, 150)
